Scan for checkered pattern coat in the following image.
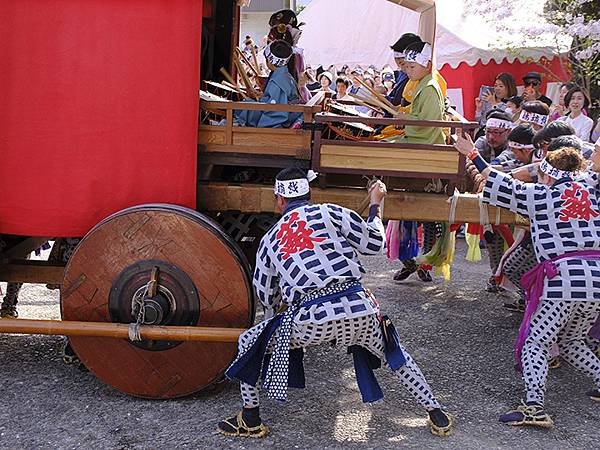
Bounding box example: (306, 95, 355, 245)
(254, 203, 385, 322)
(491, 148, 521, 171)
(483, 170, 600, 300)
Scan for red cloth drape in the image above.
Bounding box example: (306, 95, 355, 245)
(0, 0, 202, 237)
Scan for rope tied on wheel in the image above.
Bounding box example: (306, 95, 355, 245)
(128, 266, 159, 342)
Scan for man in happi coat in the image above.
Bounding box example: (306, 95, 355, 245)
(455, 134, 600, 428)
(217, 168, 453, 438)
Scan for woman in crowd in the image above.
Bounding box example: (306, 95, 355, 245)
(558, 86, 594, 142)
(318, 71, 335, 94)
(549, 82, 577, 122)
(475, 73, 518, 126)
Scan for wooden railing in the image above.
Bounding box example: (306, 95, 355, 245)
(198, 100, 321, 168)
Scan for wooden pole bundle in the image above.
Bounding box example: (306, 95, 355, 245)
(347, 93, 385, 115)
(355, 76, 397, 112)
(235, 47, 260, 78)
(233, 57, 260, 100)
(250, 46, 261, 75)
(219, 67, 249, 99)
(0, 319, 244, 343)
(351, 91, 397, 116)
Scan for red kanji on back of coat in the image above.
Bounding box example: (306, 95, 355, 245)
(276, 211, 326, 260)
(559, 183, 600, 222)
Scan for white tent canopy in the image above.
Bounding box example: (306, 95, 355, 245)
(297, 0, 567, 69)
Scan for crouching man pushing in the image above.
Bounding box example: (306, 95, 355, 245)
(218, 167, 453, 438)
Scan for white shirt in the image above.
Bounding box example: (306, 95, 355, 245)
(560, 114, 594, 142)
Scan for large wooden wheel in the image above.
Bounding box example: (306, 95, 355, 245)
(61, 204, 253, 398)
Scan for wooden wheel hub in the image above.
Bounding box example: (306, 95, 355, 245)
(109, 260, 200, 351)
(61, 204, 253, 398)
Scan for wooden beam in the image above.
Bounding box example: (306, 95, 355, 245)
(0, 260, 65, 284)
(202, 100, 321, 114)
(0, 237, 51, 261)
(197, 182, 516, 224)
(315, 114, 478, 129)
(198, 152, 310, 169)
(0, 319, 244, 343)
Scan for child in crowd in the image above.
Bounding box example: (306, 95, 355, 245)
(385, 41, 445, 145)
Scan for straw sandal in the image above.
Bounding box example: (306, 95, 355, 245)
(587, 389, 600, 402)
(217, 411, 269, 438)
(499, 402, 554, 428)
(548, 356, 561, 369)
(427, 409, 454, 437)
(0, 305, 18, 319)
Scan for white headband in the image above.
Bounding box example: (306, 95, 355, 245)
(539, 158, 576, 180)
(264, 43, 291, 67)
(486, 118, 513, 130)
(519, 110, 548, 127)
(404, 43, 432, 66)
(508, 141, 535, 150)
(393, 51, 405, 58)
(274, 170, 318, 198)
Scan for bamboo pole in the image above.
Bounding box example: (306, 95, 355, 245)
(233, 57, 260, 100)
(250, 46, 261, 75)
(0, 319, 244, 343)
(219, 68, 249, 99)
(355, 76, 397, 111)
(235, 47, 260, 78)
(350, 90, 397, 116)
(347, 93, 385, 115)
(222, 80, 245, 92)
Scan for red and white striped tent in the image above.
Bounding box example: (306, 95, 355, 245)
(298, 0, 569, 120)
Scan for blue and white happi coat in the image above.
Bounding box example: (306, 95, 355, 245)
(254, 201, 386, 321)
(225, 201, 389, 401)
(483, 170, 600, 301)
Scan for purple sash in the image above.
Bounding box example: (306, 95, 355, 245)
(515, 250, 600, 370)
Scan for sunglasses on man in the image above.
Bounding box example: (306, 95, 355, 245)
(524, 80, 540, 87)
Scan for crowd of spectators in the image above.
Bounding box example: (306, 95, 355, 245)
(300, 63, 598, 143)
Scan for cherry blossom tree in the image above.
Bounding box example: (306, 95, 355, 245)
(465, 0, 599, 110)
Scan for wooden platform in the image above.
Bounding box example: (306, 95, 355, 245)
(197, 182, 516, 224)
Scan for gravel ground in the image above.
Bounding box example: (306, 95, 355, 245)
(0, 241, 598, 450)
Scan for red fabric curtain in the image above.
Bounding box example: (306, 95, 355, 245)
(0, 0, 202, 237)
